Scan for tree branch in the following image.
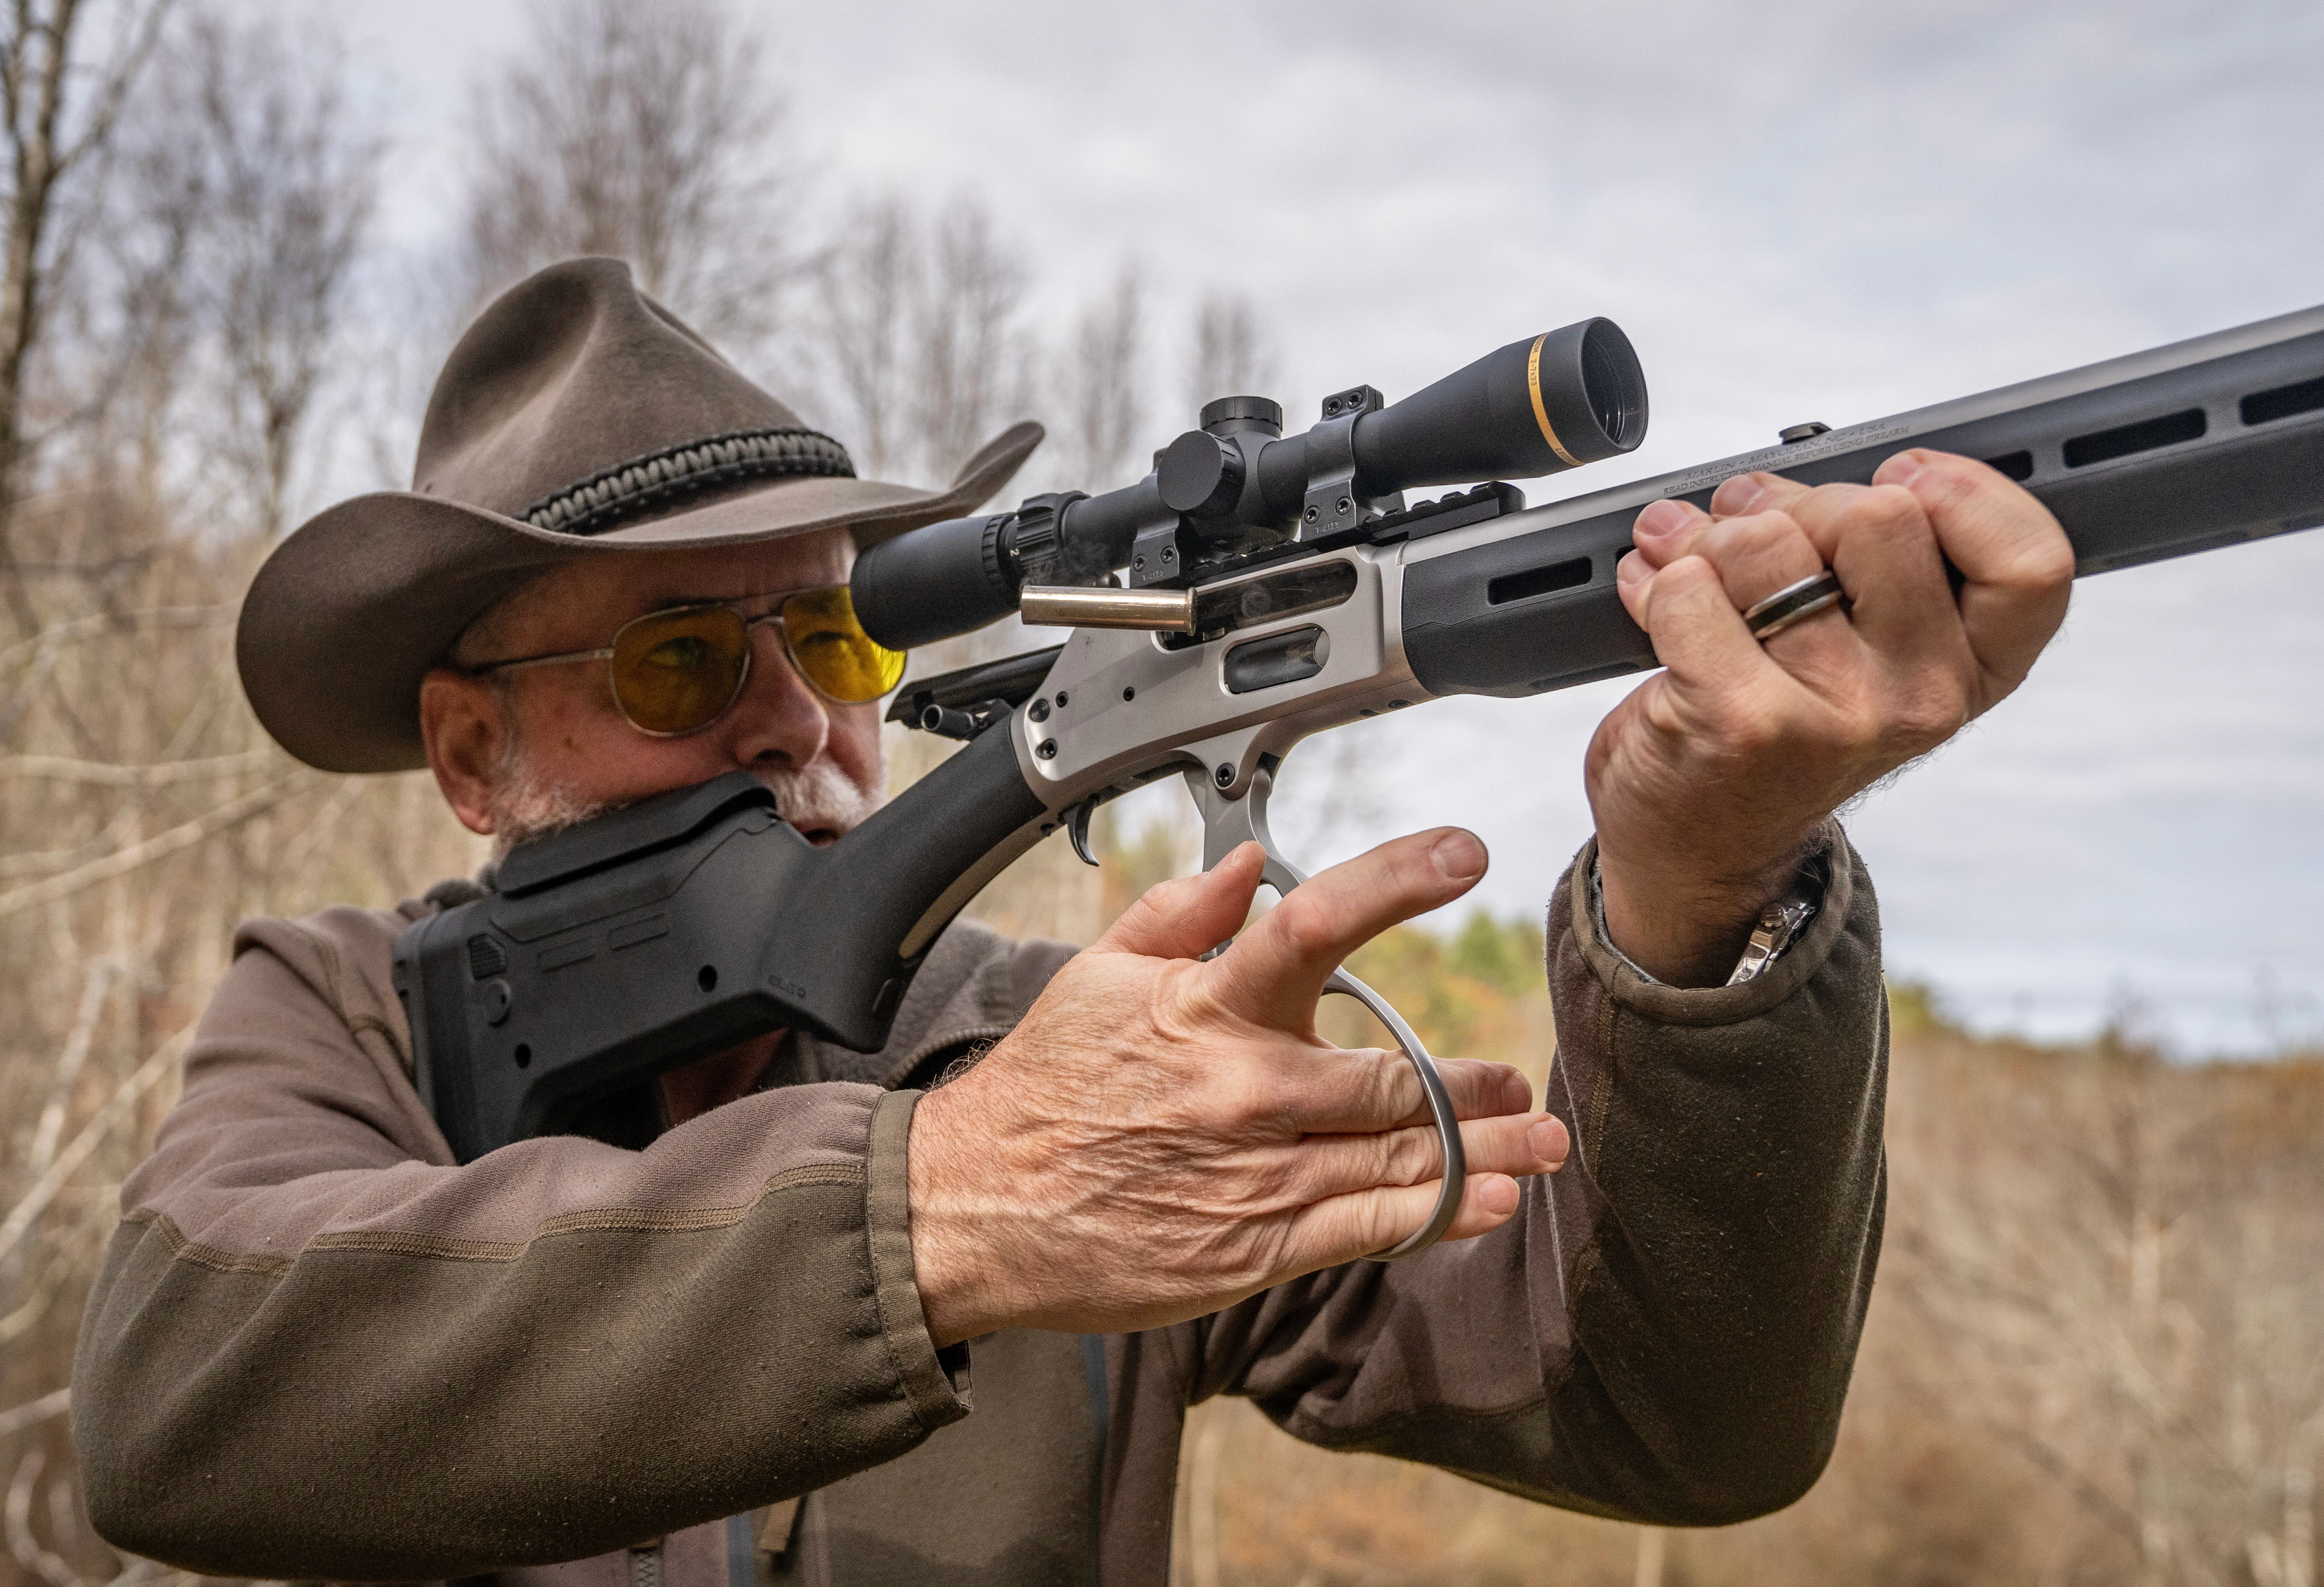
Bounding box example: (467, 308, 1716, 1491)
(0, 1023, 189, 1267)
(0, 773, 299, 919)
(0, 1389, 67, 1441)
(0, 749, 275, 785)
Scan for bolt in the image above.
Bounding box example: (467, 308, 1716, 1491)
(1214, 764, 1234, 788)
(1037, 739, 1058, 759)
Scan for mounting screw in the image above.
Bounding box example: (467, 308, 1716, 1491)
(1122, 685, 1135, 701)
(1028, 697, 1050, 723)
(1335, 495, 1352, 515)
(1779, 421, 1832, 444)
(1302, 505, 1321, 525)
(1161, 547, 1175, 562)
(1037, 739, 1058, 759)
(1133, 553, 1147, 570)
(1214, 763, 1234, 787)
(1055, 691, 1069, 707)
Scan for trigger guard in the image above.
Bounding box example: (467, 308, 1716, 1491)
(1322, 968, 1466, 1261)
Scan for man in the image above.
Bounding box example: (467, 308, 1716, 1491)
(73, 259, 2073, 1585)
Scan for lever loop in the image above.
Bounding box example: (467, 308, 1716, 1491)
(1322, 968, 1467, 1261)
(1184, 754, 1467, 1262)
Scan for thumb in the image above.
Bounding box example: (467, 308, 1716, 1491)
(1091, 841, 1265, 961)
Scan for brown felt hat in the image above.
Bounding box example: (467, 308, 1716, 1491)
(238, 257, 1042, 774)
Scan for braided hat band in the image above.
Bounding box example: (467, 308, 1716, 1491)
(523, 427, 857, 537)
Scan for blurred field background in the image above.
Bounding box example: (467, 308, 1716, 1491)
(1, 3, 2320, 1585)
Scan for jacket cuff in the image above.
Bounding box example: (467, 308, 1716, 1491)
(866, 1088, 971, 1429)
(1565, 819, 1861, 1028)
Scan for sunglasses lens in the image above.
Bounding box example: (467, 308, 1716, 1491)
(781, 586, 907, 703)
(610, 607, 750, 734)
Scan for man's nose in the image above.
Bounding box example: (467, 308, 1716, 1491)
(722, 623, 830, 768)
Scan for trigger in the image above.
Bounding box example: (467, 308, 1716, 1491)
(1066, 798, 1100, 867)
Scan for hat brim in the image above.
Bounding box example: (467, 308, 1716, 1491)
(240, 421, 1043, 774)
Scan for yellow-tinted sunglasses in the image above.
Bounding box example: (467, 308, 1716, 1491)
(469, 585, 907, 737)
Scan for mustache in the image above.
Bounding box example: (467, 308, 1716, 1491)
(489, 756, 885, 861)
(755, 760, 882, 836)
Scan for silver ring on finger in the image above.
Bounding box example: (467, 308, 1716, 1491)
(1743, 569, 1848, 641)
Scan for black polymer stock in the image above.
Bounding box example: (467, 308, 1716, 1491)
(401, 306, 2324, 1163)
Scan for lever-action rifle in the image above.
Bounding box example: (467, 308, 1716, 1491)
(398, 303, 2324, 1257)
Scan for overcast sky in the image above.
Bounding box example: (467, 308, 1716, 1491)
(326, 0, 2324, 1053)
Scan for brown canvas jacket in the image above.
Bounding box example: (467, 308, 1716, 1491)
(74, 825, 1888, 1587)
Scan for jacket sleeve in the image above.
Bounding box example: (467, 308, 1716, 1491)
(71, 907, 961, 1580)
(1184, 822, 1888, 1526)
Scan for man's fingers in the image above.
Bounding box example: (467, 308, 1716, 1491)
(1274, 1052, 1533, 1136)
(1630, 553, 1784, 698)
(1871, 449, 2074, 699)
(1631, 493, 1857, 670)
(1092, 841, 1264, 961)
(1760, 481, 1963, 663)
(1206, 828, 1486, 1026)
(1286, 1111, 1566, 1204)
(1627, 496, 1713, 567)
(1708, 469, 1816, 520)
(1287, 1173, 1526, 1263)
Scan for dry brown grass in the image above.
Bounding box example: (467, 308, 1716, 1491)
(1162, 1013, 2324, 1587)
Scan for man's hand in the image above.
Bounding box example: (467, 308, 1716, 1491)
(906, 830, 1569, 1345)
(1595, 449, 2075, 986)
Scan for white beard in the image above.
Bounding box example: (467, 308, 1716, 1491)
(490, 745, 885, 860)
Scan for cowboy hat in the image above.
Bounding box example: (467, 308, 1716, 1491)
(237, 257, 1042, 774)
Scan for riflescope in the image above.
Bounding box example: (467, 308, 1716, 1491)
(853, 318, 1646, 651)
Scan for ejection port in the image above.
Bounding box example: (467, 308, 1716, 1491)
(1223, 626, 1330, 695)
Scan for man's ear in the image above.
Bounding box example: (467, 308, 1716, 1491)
(419, 669, 510, 837)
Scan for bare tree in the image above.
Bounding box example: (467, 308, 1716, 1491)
(809, 194, 1034, 487)
(1052, 264, 1145, 491)
(812, 196, 918, 479)
(912, 201, 1032, 482)
(126, 12, 381, 537)
(456, 0, 795, 352)
(191, 19, 378, 536)
(1184, 290, 1275, 417)
(0, 0, 171, 638)
(0, 15, 474, 1587)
